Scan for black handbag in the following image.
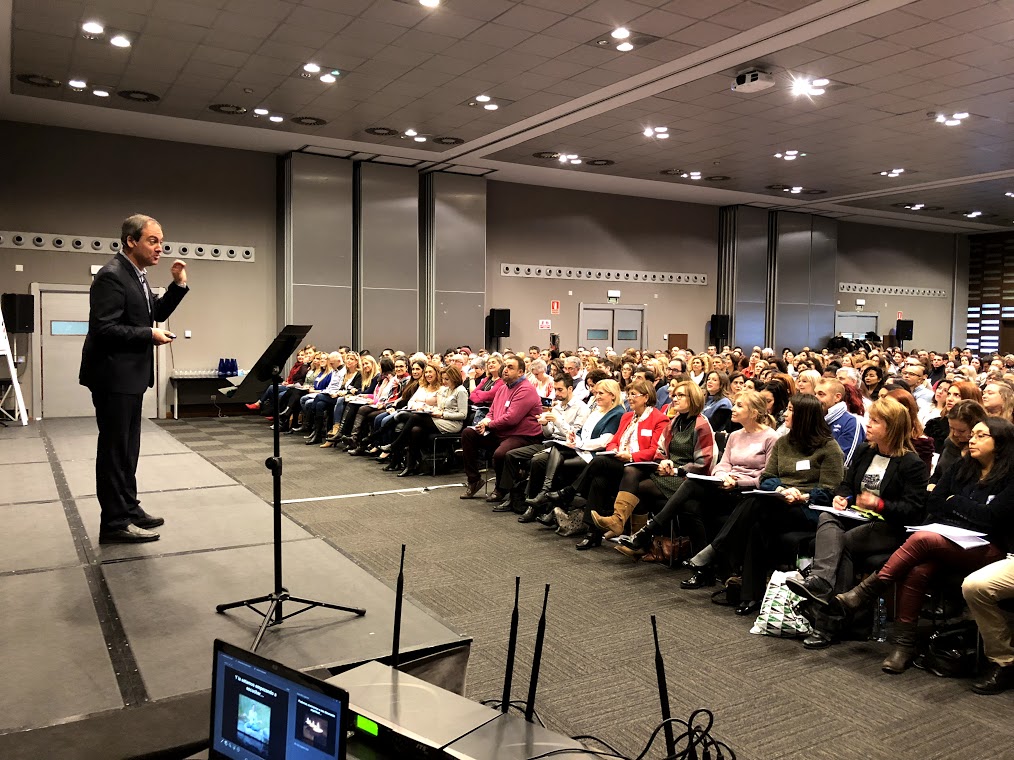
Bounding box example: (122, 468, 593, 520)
(913, 620, 979, 678)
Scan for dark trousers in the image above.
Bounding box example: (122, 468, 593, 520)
(391, 413, 441, 463)
(520, 446, 587, 496)
(712, 496, 812, 603)
(810, 513, 906, 592)
(503, 443, 548, 493)
(92, 391, 145, 532)
(653, 480, 743, 554)
(570, 454, 625, 510)
(460, 426, 540, 488)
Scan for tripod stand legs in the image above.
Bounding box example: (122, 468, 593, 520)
(217, 591, 366, 652)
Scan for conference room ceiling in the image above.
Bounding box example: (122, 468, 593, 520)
(4, 0, 1014, 234)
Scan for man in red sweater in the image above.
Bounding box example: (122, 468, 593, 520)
(460, 354, 544, 502)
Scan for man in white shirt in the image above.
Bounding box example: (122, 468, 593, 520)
(563, 355, 588, 402)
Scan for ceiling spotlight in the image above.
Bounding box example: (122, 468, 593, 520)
(966, 210, 983, 218)
(908, 204, 925, 210)
(616, 42, 634, 52)
(68, 79, 87, 89)
(303, 63, 321, 73)
(680, 170, 702, 180)
(643, 128, 653, 137)
(110, 34, 130, 48)
(1006, 192, 1014, 198)
(82, 21, 104, 35)
(945, 119, 960, 126)
(654, 127, 667, 133)
(644, 126, 669, 138)
(483, 103, 498, 110)
(475, 94, 491, 102)
(953, 112, 969, 119)
(570, 159, 582, 164)
(414, 136, 427, 142)
(254, 108, 269, 116)
(935, 111, 969, 126)
(657, 132, 669, 139)
(319, 73, 336, 83)
(611, 27, 630, 40)
(773, 151, 806, 160)
(269, 115, 284, 122)
(92, 89, 109, 97)
(405, 129, 417, 136)
(791, 76, 827, 97)
(420, 0, 440, 7)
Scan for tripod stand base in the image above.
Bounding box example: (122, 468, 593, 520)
(217, 590, 366, 652)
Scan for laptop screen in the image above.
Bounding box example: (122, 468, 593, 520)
(210, 639, 348, 760)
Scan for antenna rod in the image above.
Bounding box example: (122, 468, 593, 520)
(392, 545, 406, 668)
(525, 584, 550, 723)
(501, 577, 521, 714)
(652, 615, 677, 758)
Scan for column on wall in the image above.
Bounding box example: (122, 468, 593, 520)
(284, 153, 353, 350)
(717, 205, 769, 350)
(428, 173, 486, 353)
(357, 163, 419, 354)
(772, 212, 836, 351)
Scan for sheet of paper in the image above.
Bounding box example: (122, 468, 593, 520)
(809, 505, 869, 522)
(905, 522, 988, 538)
(685, 473, 725, 482)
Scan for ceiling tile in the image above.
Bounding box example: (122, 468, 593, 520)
(395, 29, 459, 54)
(150, 0, 220, 27)
(441, 0, 515, 22)
(543, 15, 609, 43)
(495, 4, 568, 33)
(669, 20, 739, 46)
(706, 2, 783, 32)
(467, 22, 535, 49)
(285, 6, 353, 32)
(513, 33, 580, 58)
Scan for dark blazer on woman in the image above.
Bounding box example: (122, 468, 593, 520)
(834, 443, 928, 528)
(79, 253, 188, 394)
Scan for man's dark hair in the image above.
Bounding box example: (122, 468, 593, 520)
(585, 368, 610, 387)
(379, 357, 395, 373)
(529, 345, 540, 352)
(555, 373, 574, 389)
(121, 213, 158, 249)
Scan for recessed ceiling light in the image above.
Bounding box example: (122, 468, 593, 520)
(966, 210, 983, 218)
(68, 79, 87, 89)
(657, 132, 669, 139)
(319, 73, 336, 83)
(773, 151, 806, 160)
(365, 127, 399, 136)
(405, 129, 417, 136)
(254, 108, 269, 115)
(483, 103, 498, 110)
(303, 63, 320, 73)
(812, 78, 830, 87)
(611, 27, 630, 40)
(934, 111, 969, 126)
(586, 159, 615, 167)
(82, 21, 104, 35)
(269, 115, 284, 122)
(110, 34, 130, 48)
(414, 136, 427, 142)
(616, 42, 634, 52)
(654, 127, 667, 133)
(945, 119, 960, 126)
(644, 126, 669, 138)
(570, 159, 582, 164)
(420, 0, 440, 7)
(475, 94, 491, 102)
(643, 128, 653, 137)
(92, 88, 109, 97)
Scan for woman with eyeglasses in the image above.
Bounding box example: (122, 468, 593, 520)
(582, 380, 715, 550)
(545, 379, 670, 546)
(929, 399, 988, 489)
(682, 394, 844, 615)
(835, 417, 1014, 674)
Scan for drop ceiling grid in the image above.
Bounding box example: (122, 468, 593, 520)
(484, 5, 1014, 203)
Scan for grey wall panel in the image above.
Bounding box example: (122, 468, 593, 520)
(775, 213, 812, 303)
(360, 163, 419, 291)
(433, 173, 486, 294)
(808, 305, 836, 348)
(292, 285, 351, 350)
(289, 153, 353, 288)
(809, 217, 837, 347)
(775, 304, 813, 351)
(434, 291, 486, 352)
(734, 302, 766, 350)
(732, 206, 768, 349)
(361, 288, 418, 354)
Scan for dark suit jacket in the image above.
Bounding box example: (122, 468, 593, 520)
(834, 444, 928, 528)
(79, 253, 188, 394)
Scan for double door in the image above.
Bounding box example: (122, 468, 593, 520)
(577, 304, 645, 353)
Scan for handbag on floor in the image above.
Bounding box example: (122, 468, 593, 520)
(749, 570, 811, 638)
(641, 535, 692, 564)
(912, 620, 978, 678)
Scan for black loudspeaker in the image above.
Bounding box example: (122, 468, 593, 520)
(1, 293, 34, 333)
(710, 314, 730, 344)
(490, 308, 511, 338)
(896, 319, 914, 341)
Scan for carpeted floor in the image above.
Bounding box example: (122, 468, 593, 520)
(157, 415, 1014, 760)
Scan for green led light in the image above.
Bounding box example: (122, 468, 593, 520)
(356, 714, 379, 737)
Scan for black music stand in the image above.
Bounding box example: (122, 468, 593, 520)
(216, 325, 366, 651)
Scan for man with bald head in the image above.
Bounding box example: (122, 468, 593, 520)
(814, 378, 865, 467)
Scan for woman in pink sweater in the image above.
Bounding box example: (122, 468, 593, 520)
(616, 390, 778, 575)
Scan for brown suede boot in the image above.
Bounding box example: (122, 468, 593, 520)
(591, 492, 639, 535)
(881, 622, 918, 674)
(834, 571, 887, 615)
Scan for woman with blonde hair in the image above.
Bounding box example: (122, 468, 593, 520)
(982, 381, 1014, 422)
(788, 396, 928, 650)
(795, 369, 821, 396)
(617, 389, 776, 562)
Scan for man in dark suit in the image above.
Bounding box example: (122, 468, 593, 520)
(80, 214, 189, 543)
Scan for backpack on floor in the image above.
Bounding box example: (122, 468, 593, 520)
(750, 570, 811, 638)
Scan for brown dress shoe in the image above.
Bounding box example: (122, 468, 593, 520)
(459, 480, 483, 499)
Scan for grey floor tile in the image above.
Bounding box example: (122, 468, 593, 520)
(1, 461, 59, 504)
(61, 452, 235, 498)
(0, 501, 79, 572)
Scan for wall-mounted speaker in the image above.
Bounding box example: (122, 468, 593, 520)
(710, 313, 730, 344)
(896, 319, 914, 341)
(2, 293, 35, 333)
(489, 308, 510, 338)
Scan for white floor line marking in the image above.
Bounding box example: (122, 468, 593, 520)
(281, 483, 466, 504)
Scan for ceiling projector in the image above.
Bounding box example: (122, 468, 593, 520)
(731, 69, 775, 93)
